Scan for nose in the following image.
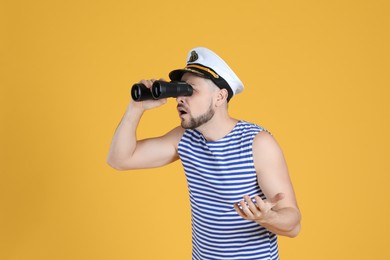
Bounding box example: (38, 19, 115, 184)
(176, 95, 185, 104)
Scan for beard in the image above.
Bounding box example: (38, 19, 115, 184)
(181, 102, 215, 129)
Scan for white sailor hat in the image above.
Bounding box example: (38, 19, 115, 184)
(169, 47, 244, 101)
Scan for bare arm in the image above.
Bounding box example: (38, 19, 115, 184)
(234, 131, 301, 237)
(107, 79, 184, 170)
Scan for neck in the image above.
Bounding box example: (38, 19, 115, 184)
(196, 112, 238, 142)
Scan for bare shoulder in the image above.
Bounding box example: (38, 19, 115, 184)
(162, 126, 186, 148)
(164, 125, 185, 139)
(253, 130, 281, 152)
(168, 125, 186, 135)
(252, 130, 286, 167)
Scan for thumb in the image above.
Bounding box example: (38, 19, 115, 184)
(270, 193, 285, 204)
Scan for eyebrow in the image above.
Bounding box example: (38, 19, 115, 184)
(184, 80, 196, 87)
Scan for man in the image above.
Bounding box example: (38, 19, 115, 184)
(107, 47, 301, 260)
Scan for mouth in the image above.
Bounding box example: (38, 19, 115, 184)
(177, 105, 188, 117)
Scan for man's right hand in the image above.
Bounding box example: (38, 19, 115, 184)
(130, 79, 168, 111)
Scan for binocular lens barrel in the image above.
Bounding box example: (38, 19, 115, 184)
(151, 81, 193, 99)
(131, 81, 193, 101)
(131, 83, 153, 101)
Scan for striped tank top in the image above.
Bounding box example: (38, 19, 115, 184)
(178, 120, 279, 260)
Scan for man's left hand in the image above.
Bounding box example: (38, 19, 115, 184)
(233, 193, 285, 224)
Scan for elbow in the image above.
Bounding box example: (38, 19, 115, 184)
(106, 160, 121, 171)
(285, 223, 301, 238)
(106, 157, 129, 171)
(107, 163, 123, 171)
(285, 208, 301, 238)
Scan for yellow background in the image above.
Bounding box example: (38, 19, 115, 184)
(1, 0, 389, 259)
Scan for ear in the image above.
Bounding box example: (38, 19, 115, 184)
(215, 88, 228, 106)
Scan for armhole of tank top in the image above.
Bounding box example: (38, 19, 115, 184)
(249, 128, 264, 169)
(178, 129, 195, 153)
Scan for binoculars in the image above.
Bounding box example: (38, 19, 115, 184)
(131, 81, 193, 101)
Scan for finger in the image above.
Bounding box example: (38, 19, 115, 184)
(254, 196, 266, 211)
(139, 79, 154, 88)
(233, 204, 249, 219)
(239, 199, 254, 218)
(244, 195, 259, 215)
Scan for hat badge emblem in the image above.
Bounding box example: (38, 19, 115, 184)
(188, 51, 198, 62)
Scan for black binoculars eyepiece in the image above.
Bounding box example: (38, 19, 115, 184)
(131, 81, 193, 101)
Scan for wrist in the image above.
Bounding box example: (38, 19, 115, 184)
(121, 102, 145, 125)
(127, 100, 146, 114)
(256, 207, 301, 235)
(255, 209, 278, 226)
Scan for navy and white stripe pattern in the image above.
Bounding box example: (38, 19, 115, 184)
(178, 121, 279, 260)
